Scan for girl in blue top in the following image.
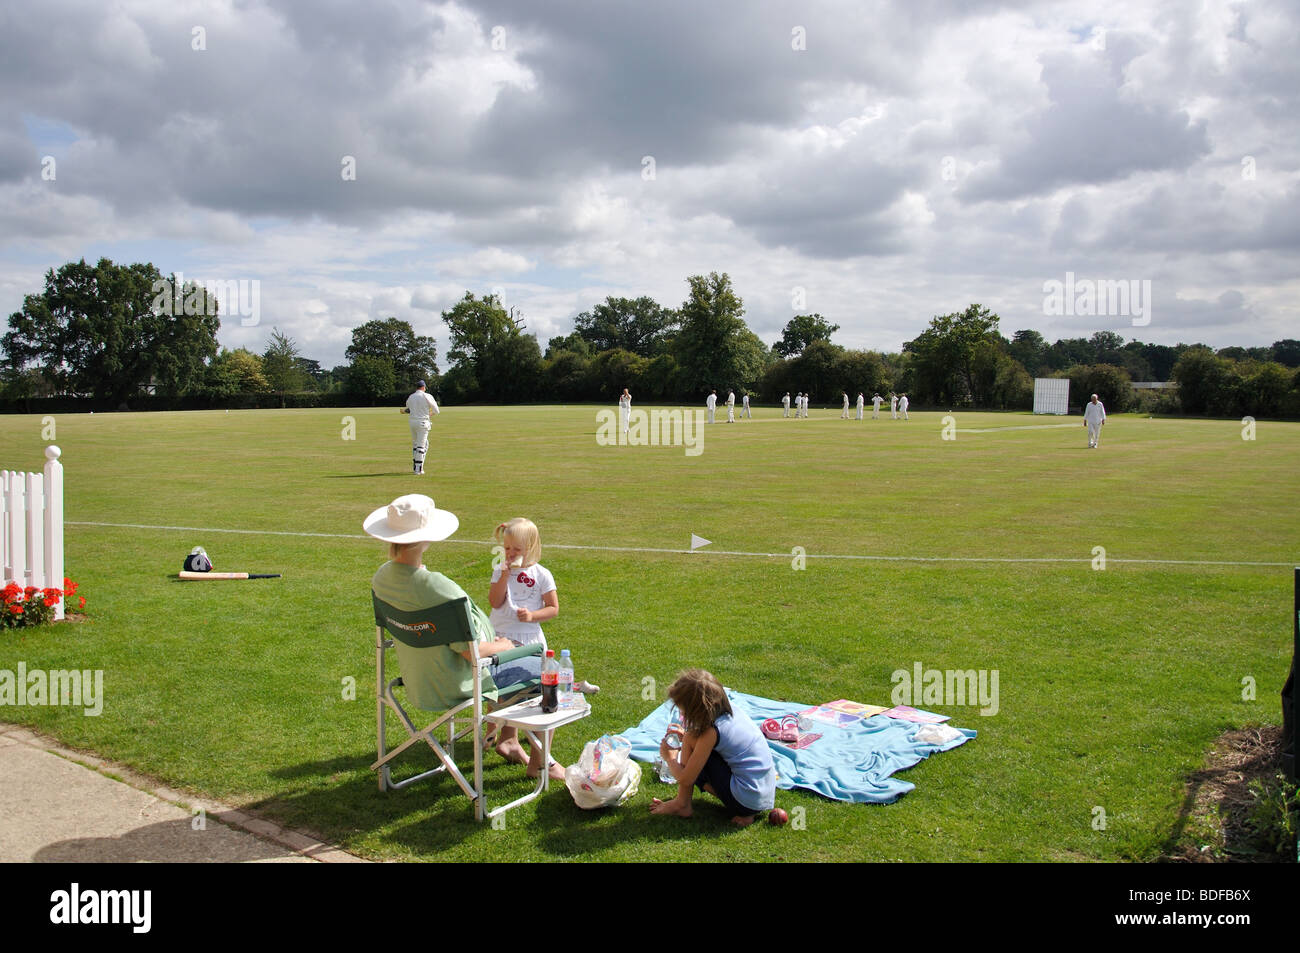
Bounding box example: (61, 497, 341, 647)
(650, 669, 777, 826)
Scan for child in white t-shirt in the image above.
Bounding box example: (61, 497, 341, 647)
(487, 518, 596, 775)
(487, 518, 558, 776)
(489, 517, 557, 650)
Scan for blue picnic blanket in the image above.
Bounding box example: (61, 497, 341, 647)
(621, 690, 976, 804)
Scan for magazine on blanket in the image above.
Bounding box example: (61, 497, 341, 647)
(879, 704, 951, 724)
(798, 699, 890, 727)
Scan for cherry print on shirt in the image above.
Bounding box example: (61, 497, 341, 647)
(516, 572, 535, 588)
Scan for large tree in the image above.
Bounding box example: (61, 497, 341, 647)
(673, 272, 765, 392)
(262, 328, 308, 397)
(573, 296, 677, 356)
(203, 348, 270, 397)
(1271, 339, 1300, 368)
(775, 313, 840, 358)
(1171, 347, 1230, 415)
(345, 317, 438, 389)
(1088, 331, 1126, 366)
(1066, 363, 1132, 413)
(347, 354, 397, 401)
(903, 303, 1001, 405)
(1008, 329, 1049, 376)
(441, 292, 541, 401)
(2, 258, 220, 405)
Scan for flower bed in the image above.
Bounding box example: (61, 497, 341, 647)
(1, 579, 86, 629)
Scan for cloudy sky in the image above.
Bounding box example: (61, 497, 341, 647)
(2, 0, 1296, 372)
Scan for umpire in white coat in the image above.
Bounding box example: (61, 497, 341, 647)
(1083, 394, 1106, 448)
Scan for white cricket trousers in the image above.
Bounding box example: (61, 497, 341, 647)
(410, 421, 431, 468)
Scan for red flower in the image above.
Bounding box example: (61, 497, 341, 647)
(78, 596, 86, 609)
(8, 605, 22, 615)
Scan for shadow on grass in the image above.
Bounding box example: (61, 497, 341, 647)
(251, 750, 746, 859)
(1160, 724, 1290, 862)
(325, 473, 405, 479)
(34, 817, 307, 863)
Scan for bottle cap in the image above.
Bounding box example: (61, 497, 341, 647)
(560, 649, 570, 657)
(545, 649, 554, 657)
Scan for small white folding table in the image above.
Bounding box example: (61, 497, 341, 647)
(481, 698, 591, 819)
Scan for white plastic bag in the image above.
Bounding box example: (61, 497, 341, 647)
(565, 734, 642, 809)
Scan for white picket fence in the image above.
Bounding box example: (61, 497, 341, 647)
(2, 446, 64, 620)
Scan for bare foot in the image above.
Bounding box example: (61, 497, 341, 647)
(650, 797, 692, 818)
(526, 761, 567, 782)
(495, 740, 528, 765)
(731, 814, 756, 827)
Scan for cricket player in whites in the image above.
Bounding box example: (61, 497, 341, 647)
(872, 393, 882, 419)
(841, 392, 850, 418)
(782, 392, 791, 417)
(706, 390, 717, 424)
(401, 380, 439, 474)
(726, 390, 736, 423)
(1083, 393, 1106, 448)
(856, 392, 865, 420)
(742, 393, 751, 419)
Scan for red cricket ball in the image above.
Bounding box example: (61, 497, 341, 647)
(769, 808, 789, 826)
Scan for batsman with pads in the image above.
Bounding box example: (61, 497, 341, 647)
(401, 379, 440, 475)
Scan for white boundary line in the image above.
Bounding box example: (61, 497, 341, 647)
(65, 521, 1294, 568)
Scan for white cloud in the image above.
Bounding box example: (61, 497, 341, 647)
(437, 247, 534, 276)
(1, 0, 1296, 367)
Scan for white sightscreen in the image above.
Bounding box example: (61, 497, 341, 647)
(1033, 377, 1069, 415)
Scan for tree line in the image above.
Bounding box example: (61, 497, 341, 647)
(4, 257, 1299, 417)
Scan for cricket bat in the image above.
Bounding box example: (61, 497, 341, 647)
(179, 571, 282, 580)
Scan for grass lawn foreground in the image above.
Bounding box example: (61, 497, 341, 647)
(1, 404, 1296, 862)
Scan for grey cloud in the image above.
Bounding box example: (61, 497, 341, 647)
(0, 115, 36, 183)
(961, 42, 1211, 202)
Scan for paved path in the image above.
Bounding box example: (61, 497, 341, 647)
(0, 725, 366, 863)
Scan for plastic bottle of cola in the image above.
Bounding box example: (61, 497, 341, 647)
(540, 649, 559, 713)
(558, 649, 575, 709)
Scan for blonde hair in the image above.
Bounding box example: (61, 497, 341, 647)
(495, 518, 541, 568)
(667, 669, 732, 734)
(388, 540, 429, 561)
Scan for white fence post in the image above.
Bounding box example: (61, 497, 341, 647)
(1, 447, 63, 621)
(3, 470, 26, 589)
(44, 446, 64, 620)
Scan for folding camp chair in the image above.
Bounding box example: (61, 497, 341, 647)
(371, 593, 542, 821)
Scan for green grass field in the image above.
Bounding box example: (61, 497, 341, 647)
(2, 404, 1296, 861)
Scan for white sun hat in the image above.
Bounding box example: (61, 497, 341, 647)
(363, 494, 459, 543)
